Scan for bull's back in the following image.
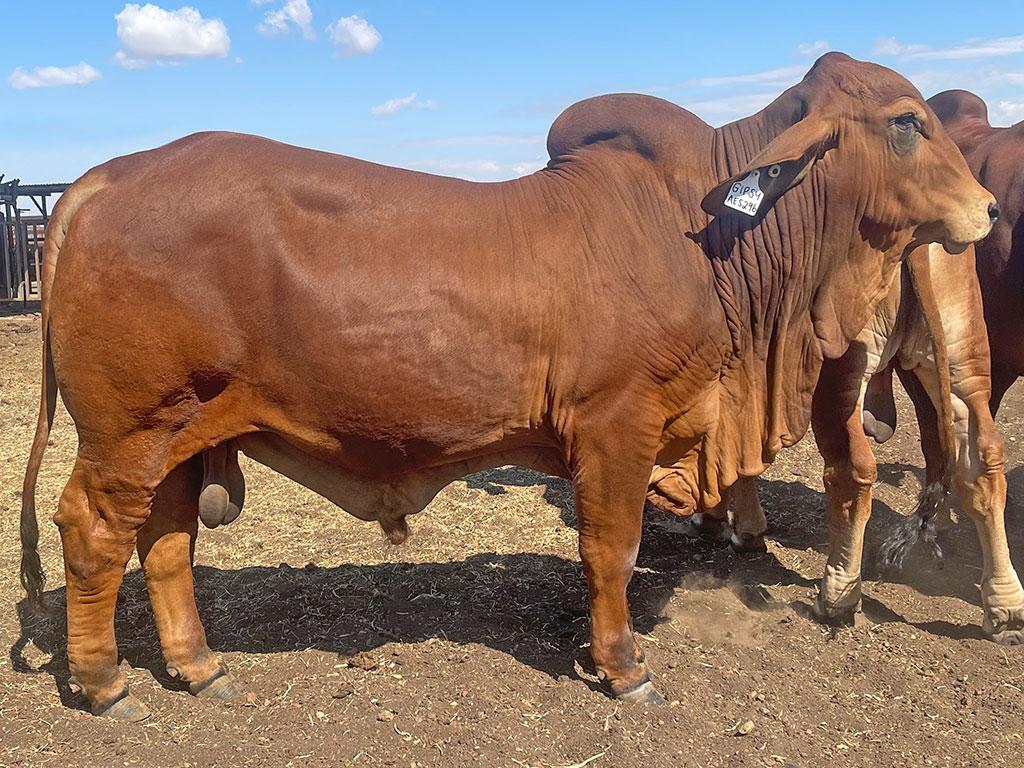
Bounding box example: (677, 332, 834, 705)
(47, 133, 591, 466)
(963, 126, 1024, 374)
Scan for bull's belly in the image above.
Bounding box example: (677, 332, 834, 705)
(234, 431, 567, 522)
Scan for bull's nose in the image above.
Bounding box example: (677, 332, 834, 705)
(989, 202, 1000, 225)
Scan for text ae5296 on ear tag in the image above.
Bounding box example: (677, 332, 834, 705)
(723, 170, 764, 216)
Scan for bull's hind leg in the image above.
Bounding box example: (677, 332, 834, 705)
(811, 365, 876, 623)
(572, 417, 663, 703)
(56, 459, 154, 721)
(137, 457, 248, 699)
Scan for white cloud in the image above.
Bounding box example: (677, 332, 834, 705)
(873, 34, 1024, 61)
(371, 93, 417, 115)
(902, 67, 1024, 100)
(797, 40, 828, 57)
(327, 15, 381, 58)
(651, 65, 805, 93)
(257, 0, 313, 40)
(404, 133, 545, 148)
(370, 92, 439, 116)
(684, 92, 781, 125)
(9, 62, 101, 90)
(872, 36, 929, 58)
(991, 99, 1024, 126)
(691, 65, 805, 89)
(408, 158, 542, 181)
(510, 161, 541, 176)
(114, 3, 230, 69)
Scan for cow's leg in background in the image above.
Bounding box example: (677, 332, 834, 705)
(55, 458, 154, 721)
(137, 456, 246, 700)
(726, 476, 768, 553)
(680, 484, 729, 542)
(908, 366, 1024, 643)
(895, 368, 953, 532)
(989, 366, 1017, 418)
(811, 360, 876, 623)
(653, 478, 767, 552)
(571, 418, 662, 703)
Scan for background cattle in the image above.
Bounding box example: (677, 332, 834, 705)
(858, 91, 1024, 549)
(650, 242, 1024, 644)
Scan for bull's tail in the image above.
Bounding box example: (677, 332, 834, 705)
(20, 326, 56, 604)
(879, 480, 945, 570)
(19, 174, 105, 605)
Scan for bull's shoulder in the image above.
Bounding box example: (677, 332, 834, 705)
(546, 94, 712, 165)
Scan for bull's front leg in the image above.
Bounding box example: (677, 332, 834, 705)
(960, 446, 1024, 644)
(137, 457, 248, 699)
(811, 365, 876, 623)
(571, 416, 663, 703)
(911, 368, 1024, 644)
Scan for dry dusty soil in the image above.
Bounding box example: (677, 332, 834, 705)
(1, 306, 1023, 768)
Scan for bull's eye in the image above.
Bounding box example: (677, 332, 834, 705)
(891, 113, 921, 133)
(889, 112, 922, 155)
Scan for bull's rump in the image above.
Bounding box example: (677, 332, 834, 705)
(44, 132, 623, 475)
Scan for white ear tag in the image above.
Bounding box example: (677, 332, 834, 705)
(723, 169, 765, 217)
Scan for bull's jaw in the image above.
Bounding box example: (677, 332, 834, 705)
(909, 215, 994, 256)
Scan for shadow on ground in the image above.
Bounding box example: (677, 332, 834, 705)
(14, 463, 1013, 712)
(0, 300, 39, 318)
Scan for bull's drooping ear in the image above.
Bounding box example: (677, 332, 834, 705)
(701, 116, 836, 218)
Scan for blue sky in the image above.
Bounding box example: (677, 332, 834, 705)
(3, 1, 1024, 184)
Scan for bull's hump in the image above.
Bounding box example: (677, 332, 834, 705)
(546, 93, 711, 163)
(929, 90, 990, 127)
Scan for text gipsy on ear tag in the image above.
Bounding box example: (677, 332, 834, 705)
(723, 170, 764, 216)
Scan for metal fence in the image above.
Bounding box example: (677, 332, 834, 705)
(2, 215, 47, 302)
(1, 179, 68, 304)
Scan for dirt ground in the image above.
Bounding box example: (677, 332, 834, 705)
(1, 306, 1022, 768)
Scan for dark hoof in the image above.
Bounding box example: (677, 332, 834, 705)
(729, 532, 767, 554)
(988, 628, 1024, 645)
(191, 672, 248, 702)
(680, 512, 726, 541)
(983, 607, 1024, 645)
(96, 693, 152, 722)
(616, 680, 666, 705)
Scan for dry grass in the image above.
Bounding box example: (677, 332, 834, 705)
(1, 309, 1023, 767)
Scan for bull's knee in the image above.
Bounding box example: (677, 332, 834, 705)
(823, 456, 877, 495)
(55, 485, 135, 578)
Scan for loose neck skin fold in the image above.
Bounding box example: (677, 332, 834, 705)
(701, 107, 906, 455)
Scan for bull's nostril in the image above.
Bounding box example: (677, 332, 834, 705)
(989, 202, 1000, 224)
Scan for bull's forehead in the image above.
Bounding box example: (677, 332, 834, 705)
(802, 52, 924, 107)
